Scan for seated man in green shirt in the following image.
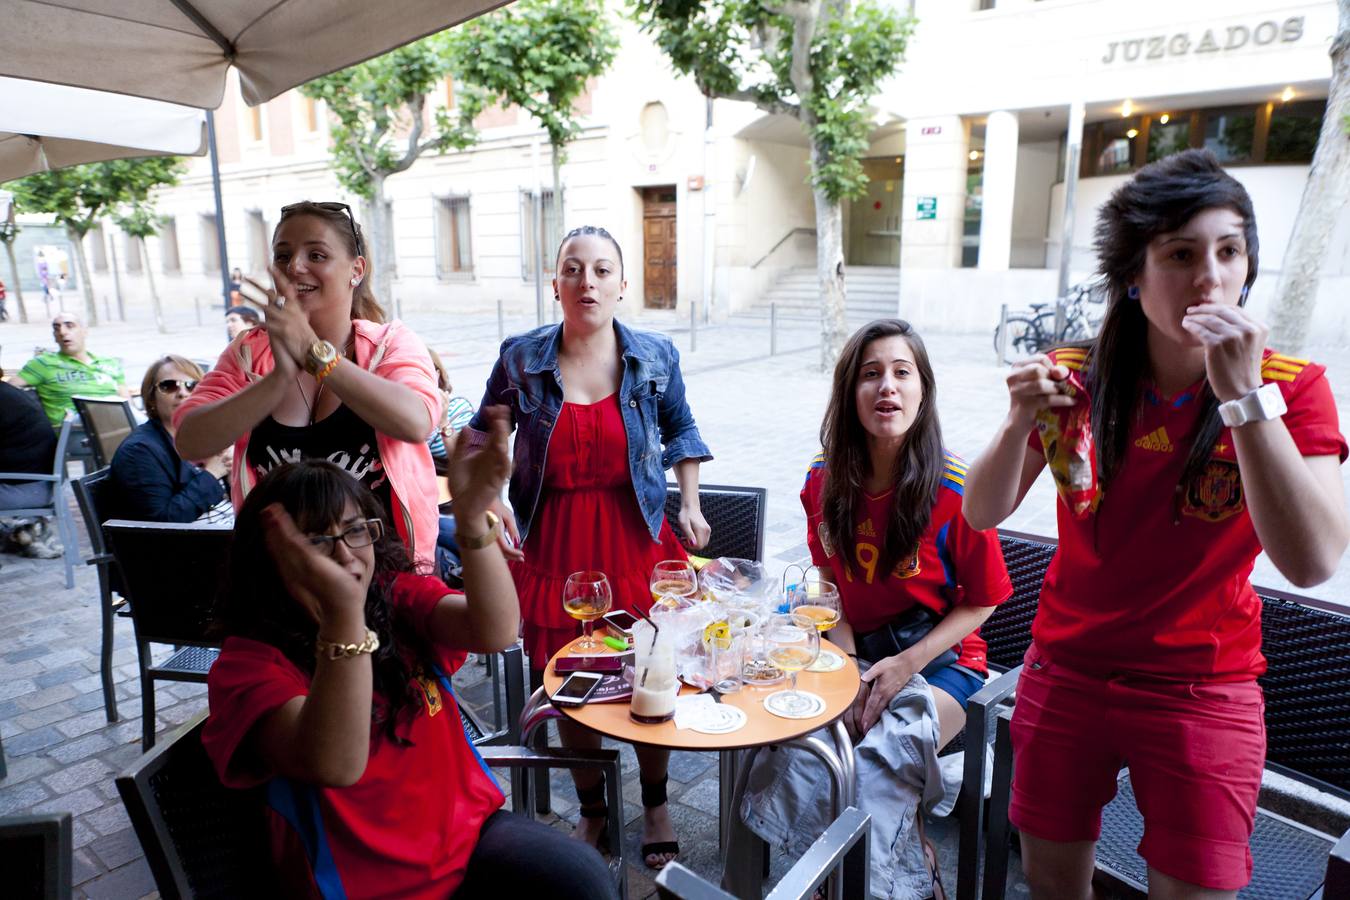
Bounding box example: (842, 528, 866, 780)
(7, 314, 130, 428)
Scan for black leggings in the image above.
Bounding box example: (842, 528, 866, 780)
(456, 810, 616, 899)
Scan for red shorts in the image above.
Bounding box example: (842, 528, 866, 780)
(1009, 642, 1265, 891)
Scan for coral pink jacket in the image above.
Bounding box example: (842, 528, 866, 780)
(174, 320, 441, 566)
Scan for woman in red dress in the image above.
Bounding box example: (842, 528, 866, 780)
(469, 226, 713, 868)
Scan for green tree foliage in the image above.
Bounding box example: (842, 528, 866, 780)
(632, 0, 913, 366)
(300, 36, 479, 310)
(447, 0, 619, 246)
(11, 157, 183, 326)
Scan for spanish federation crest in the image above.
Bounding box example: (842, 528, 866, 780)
(1181, 460, 1245, 522)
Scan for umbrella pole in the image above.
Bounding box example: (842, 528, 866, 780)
(207, 109, 231, 312)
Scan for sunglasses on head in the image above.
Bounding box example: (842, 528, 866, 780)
(156, 379, 198, 394)
(280, 201, 363, 257)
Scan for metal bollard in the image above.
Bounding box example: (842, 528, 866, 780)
(194, 295, 202, 326)
(996, 303, 1009, 365)
(497, 298, 505, 345)
(770, 302, 778, 356)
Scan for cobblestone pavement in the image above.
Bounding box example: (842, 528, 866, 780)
(2, 305, 1347, 897)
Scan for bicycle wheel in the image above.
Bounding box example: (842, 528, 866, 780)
(994, 315, 1044, 363)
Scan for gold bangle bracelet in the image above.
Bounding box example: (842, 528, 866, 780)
(315, 628, 379, 661)
(457, 510, 501, 551)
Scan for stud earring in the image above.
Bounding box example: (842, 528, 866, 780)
(553, 293, 560, 302)
(1127, 285, 1141, 300)
(350, 277, 360, 287)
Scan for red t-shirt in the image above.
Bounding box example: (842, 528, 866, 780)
(203, 573, 505, 900)
(1029, 348, 1347, 681)
(802, 452, 1012, 674)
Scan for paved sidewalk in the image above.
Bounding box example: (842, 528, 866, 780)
(1, 306, 1347, 897)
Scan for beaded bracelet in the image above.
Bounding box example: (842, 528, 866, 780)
(315, 628, 379, 661)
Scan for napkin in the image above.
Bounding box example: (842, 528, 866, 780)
(672, 693, 718, 730)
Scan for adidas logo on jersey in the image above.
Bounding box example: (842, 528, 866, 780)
(1134, 427, 1174, 453)
(857, 517, 877, 538)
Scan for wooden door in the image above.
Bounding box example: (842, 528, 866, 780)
(642, 186, 677, 309)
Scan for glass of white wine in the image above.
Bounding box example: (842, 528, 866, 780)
(790, 580, 841, 632)
(763, 612, 821, 715)
(563, 571, 613, 651)
(649, 559, 698, 610)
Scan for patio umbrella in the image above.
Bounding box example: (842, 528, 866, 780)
(0, 78, 207, 183)
(0, 0, 511, 109)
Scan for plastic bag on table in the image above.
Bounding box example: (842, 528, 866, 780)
(697, 557, 774, 610)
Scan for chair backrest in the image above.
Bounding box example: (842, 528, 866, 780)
(0, 813, 72, 900)
(116, 713, 275, 900)
(982, 531, 1056, 672)
(102, 520, 232, 646)
(50, 414, 75, 481)
(72, 396, 137, 469)
(72, 467, 115, 556)
(664, 483, 767, 561)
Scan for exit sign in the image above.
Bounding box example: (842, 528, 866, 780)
(920, 125, 942, 136)
(916, 196, 938, 220)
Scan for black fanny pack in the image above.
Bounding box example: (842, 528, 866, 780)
(854, 603, 960, 678)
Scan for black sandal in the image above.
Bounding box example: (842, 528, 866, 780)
(575, 780, 611, 855)
(639, 775, 680, 870)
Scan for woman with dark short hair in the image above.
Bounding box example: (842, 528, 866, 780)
(963, 149, 1349, 898)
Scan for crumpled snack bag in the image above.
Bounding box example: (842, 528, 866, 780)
(1035, 370, 1099, 517)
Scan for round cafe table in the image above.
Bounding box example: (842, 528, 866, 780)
(521, 635, 862, 897)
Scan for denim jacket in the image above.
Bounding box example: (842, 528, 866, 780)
(469, 321, 712, 545)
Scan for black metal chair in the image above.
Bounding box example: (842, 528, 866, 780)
(102, 520, 232, 749)
(118, 711, 628, 900)
(663, 482, 768, 561)
(0, 812, 73, 900)
(655, 807, 870, 900)
(71, 467, 123, 724)
(0, 414, 81, 589)
(72, 396, 137, 470)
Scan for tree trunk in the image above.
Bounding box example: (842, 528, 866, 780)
(811, 146, 849, 371)
(141, 237, 166, 334)
(67, 225, 99, 326)
(550, 142, 564, 253)
(365, 174, 396, 319)
(1269, 1, 1350, 352)
(3, 239, 28, 323)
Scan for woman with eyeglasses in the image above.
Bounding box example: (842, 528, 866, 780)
(109, 355, 231, 522)
(203, 453, 616, 900)
(175, 201, 446, 566)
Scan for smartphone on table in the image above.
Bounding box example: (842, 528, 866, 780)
(551, 671, 604, 707)
(603, 610, 639, 639)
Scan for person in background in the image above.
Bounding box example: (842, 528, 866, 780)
(203, 456, 615, 899)
(224, 305, 261, 341)
(174, 201, 443, 566)
(109, 356, 231, 522)
(0, 276, 9, 321)
(469, 224, 712, 868)
(426, 347, 476, 587)
(6, 314, 130, 429)
(229, 267, 244, 307)
(962, 150, 1349, 898)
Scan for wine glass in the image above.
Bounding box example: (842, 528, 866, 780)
(649, 559, 697, 610)
(763, 612, 821, 715)
(789, 579, 841, 632)
(563, 571, 613, 651)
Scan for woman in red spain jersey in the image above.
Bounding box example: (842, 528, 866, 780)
(963, 149, 1349, 898)
(202, 450, 616, 899)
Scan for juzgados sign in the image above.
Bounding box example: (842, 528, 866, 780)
(1101, 16, 1304, 65)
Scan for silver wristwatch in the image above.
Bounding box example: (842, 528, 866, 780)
(1218, 383, 1286, 428)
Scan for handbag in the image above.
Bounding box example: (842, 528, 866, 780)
(853, 603, 960, 678)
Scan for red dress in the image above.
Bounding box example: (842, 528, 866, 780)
(513, 394, 688, 665)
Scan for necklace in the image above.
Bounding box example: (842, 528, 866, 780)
(296, 334, 354, 426)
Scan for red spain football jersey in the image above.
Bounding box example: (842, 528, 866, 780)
(802, 452, 1012, 674)
(203, 573, 505, 900)
(1028, 348, 1347, 681)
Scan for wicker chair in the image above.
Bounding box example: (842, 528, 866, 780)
(118, 712, 628, 900)
(663, 483, 767, 561)
(102, 520, 231, 749)
(72, 396, 137, 470)
(71, 467, 123, 724)
(0, 812, 72, 900)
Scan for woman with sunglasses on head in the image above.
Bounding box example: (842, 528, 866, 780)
(963, 150, 1349, 898)
(109, 355, 231, 522)
(468, 225, 712, 869)
(203, 450, 617, 900)
(175, 202, 445, 566)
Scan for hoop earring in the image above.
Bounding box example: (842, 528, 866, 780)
(1127, 285, 1141, 300)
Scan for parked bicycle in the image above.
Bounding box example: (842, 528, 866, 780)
(993, 278, 1106, 364)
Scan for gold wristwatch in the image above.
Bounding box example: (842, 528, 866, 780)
(304, 339, 338, 377)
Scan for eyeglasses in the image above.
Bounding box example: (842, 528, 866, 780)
(155, 379, 198, 394)
(307, 519, 383, 557)
(280, 201, 363, 256)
